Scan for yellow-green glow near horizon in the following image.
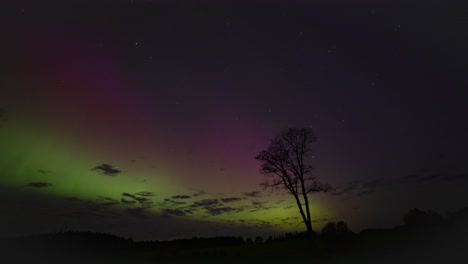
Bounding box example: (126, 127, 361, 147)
(0, 119, 330, 235)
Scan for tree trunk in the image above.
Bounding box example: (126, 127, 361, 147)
(292, 194, 308, 226)
(302, 193, 313, 230)
(300, 177, 314, 236)
(304, 220, 315, 239)
(292, 194, 316, 241)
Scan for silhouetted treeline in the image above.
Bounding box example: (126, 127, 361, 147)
(264, 231, 311, 244)
(134, 236, 245, 250)
(1, 207, 467, 263)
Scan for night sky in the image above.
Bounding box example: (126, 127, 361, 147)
(0, 0, 467, 241)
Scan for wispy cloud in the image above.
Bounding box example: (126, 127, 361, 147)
(92, 164, 121, 176)
(249, 203, 274, 213)
(122, 193, 136, 199)
(243, 191, 261, 198)
(96, 197, 119, 206)
(135, 191, 155, 197)
(162, 209, 186, 217)
(193, 199, 219, 207)
(220, 197, 242, 203)
(121, 198, 137, 204)
(331, 181, 360, 196)
(135, 197, 153, 207)
(172, 195, 191, 199)
(162, 198, 186, 205)
(334, 172, 468, 198)
(192, 190, 207, 197)
(205, 206, 242, 216)
(121, 192, 154, 207)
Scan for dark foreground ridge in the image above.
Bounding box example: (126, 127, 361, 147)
(1, 207, 467, 264)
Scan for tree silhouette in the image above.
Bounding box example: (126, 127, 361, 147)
(254, 236, 264, 245)
(256, 128, 331, 237)
(321, 222, 338, 237)
(335, 221, 352, 235)
(321, 221, 353, 238)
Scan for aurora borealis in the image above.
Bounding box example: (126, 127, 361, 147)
(1, 0, 467, 240)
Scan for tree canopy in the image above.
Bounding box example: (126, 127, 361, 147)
(256, 127, 331, 235)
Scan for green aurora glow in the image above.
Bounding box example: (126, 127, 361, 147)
(0, 120, 331, 234)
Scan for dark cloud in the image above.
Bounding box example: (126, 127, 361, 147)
(92, 164, 121, 176)
(122, 192, 155, 205)
(135, 197, 152, 206)
(401, 172, 466, 185)
(248, 200, 275, 212)
(161, 198, 186, 205)
(251, 219, 273, 228)
(121, 198, 137, 204)
(91, 197, 120, 207)
(332, 181, 360, 196)
(220, 197, 242, 203)
(26, 182, 52, 188)
(205, 206, 242, 216)
(189, 198, 245, 216)
(243, 191, 261, 198)
(192, 190, 207, 197)
(403, 173, 468, 184)
(162, 209, 186, 217)
(252, 201, 266, 206)
(351, 173, 468, 197)
(193, 199, 219, 207)
(0, 186, 283, 241)
(135, 191, 155, 197)
(172, 195, 191, 199)
(330, 173, 468, 198)
(122, 193, 136, 199)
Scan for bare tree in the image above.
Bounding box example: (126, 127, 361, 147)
(255, 128, 330, 236)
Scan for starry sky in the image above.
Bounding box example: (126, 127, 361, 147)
(0, 0, 467, 241)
